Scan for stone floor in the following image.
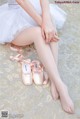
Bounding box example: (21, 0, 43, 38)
(0, 0, 80, 119)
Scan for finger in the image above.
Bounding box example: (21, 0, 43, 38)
(49, 32, 58, 42)
(45, 32, 49, 43)
(41, 28, 46, 40)
(54, 35, 60, 41)
(51, 38, 58, 42)
(52, 31, 60, 41)
(47, 34, 52, 43)
(50, 36, 58, 42)
(48, 32, 53, 42)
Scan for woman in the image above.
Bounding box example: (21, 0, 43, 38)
(0, 0, 74, 113)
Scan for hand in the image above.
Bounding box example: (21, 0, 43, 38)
(41, 19, 60, 43)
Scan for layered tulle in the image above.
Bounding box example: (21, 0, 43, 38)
(0, 1, 67, 44)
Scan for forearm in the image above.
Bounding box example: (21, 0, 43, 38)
(16, 0, 42, 26)
(40, 0, 51, 21)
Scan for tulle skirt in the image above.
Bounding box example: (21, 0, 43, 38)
(0, 0, 67, 44)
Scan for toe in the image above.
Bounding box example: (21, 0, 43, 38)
(70, 106, 75, 114)
(66, 106, 74, 114)
(68, 107, 73, 114)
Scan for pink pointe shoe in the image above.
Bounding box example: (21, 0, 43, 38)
(21, 59, 33, 85)
(31, 60, 49, 85)
(10, 44, 23, 54)
(10, 54, 33, 85)
(10, 54, 24, 62)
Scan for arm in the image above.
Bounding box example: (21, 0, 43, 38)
(40, 0, 59, 43)
(16, 0, 42, 26)
(40, 0, 51, 22)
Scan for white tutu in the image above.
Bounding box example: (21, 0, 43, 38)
(0, 0, 67, 44)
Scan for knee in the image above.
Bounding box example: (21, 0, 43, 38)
(33, 26, 45, 44)
(34, 26, 42, 38)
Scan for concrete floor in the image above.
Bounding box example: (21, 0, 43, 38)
(0, 0, 80, 119)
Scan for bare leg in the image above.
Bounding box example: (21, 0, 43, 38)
(49, 42, 59, 100)
(11, 26, 74, 113)
(49, 42, 58, 65)
(12, 30, 59, 100)
(48, 13, 60, 100)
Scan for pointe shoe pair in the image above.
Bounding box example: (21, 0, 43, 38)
(10, 54, 49, 86)
(21, 59, 49, 85)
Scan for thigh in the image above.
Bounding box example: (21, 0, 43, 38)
(11, 26, 40, 46)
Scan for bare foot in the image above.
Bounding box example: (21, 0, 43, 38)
(50, 80, 59, 100)
(59, 84, 74, 114)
